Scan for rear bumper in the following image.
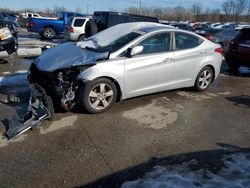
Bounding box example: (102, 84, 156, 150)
(63, 32, 79, 41)
(0, 37, 16, 54)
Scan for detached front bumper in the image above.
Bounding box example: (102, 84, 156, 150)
(0, 37, 17, 54)
(4, 83, 54, 139)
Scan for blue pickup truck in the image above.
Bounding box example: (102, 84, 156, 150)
(27, 12, 83, 40)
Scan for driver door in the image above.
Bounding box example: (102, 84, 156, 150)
(124, 32, 174, 98)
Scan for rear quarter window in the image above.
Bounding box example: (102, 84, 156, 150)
(73, 19, 86, 27)
(175, 32, 203, 50)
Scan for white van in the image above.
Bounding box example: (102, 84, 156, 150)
(64, 17, 90, 41)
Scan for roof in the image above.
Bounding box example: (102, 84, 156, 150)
(138, 25, 175, 33)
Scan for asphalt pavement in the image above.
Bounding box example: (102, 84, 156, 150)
(0, 54, 250, 187)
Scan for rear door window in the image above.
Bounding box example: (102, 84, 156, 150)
(73, 19, 86, 27)
(175, 32, 203, 50)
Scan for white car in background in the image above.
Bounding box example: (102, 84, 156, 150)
(64, 16, 90, 41)
(21, 12, 42, 18)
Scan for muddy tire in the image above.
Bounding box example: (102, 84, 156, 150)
(80, 78, 117, 114)
(85, 20, 98, 38)
(42, 27, 56, 40)
(194, 66, 214, 92)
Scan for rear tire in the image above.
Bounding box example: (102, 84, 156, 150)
(85, 20, 98, 38)
(42, 27, 56, 40)
(194, 66, 214, 92)
(80, 78, 117, 114)
(78, 34, 86, 41)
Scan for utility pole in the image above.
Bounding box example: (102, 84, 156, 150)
(139, 0, 142, 15)
(87, 3, 89, 14)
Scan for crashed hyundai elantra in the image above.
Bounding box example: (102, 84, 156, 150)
(5, 22, 223, 139)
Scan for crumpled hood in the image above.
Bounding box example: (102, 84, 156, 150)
(35, 42, 109, 72)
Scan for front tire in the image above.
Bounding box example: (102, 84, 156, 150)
(195, 66, 214, 91)
(80, 78, 117, 114)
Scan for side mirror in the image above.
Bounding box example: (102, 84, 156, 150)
(130, 46, 143, 56)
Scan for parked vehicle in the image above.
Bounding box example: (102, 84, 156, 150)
(27, 12, 83, 40)
(193, 23, 209, 31)
(63, 16, 90, 41)
(169, 23, 193, 31)
(0, 12, 18, 26)
(0, 17, 18, 39)
(21, 12, 42, 18)
(88, 11, 159, 37)
(196, 28, 223, 41)
(225, 28, 250, 73)
(212, 29, 239, 51)
(0, 22, 17, 55)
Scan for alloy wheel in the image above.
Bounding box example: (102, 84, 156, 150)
(88, 83, 114, 110)
(198, 69, 212, 90)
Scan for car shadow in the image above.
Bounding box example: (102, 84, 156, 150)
(226, 95, 250, 108)
(76, 143, 250, 188)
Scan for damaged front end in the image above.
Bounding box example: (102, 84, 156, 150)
(4, 42, 108, 139)
(5, 82, 54, 139)
(5, 63, 88, 139)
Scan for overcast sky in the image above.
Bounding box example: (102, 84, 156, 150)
(0, 0, 224, 13)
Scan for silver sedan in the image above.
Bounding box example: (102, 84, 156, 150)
(32, 23, 223, 114)
(75, 23, 223, 113)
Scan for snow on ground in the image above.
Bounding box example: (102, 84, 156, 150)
(121, 152, 250, 188)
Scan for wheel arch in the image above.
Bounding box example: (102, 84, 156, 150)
(78, 34, 86, 41)
(82, 76, 123, 102)
(42, 25, 58, 34)
(205, 64, 216, 82)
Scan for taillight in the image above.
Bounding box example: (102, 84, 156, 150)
(29, 22, 36, 27)
(215, 47, 224, 55)
(206, 34, 214, 41)
(69, 27, 74, 33)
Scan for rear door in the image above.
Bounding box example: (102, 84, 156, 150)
(173, 32, 205, 87)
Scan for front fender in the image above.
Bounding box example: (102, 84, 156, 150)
(76, 60, 126, 98)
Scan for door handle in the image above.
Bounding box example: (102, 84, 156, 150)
(200, 50, 207, 54)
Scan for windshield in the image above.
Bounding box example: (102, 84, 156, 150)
(87, 31, 141, 53)
(77, 22, 162, 53)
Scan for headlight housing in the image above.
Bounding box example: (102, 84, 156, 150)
(0, 27, 12, 41)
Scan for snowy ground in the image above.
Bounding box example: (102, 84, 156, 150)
(121, 152, 250, 188)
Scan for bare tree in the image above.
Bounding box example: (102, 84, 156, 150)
(191, 2, 203, 22)
(222, 0, 235, 21)
(247, 0, 250, 18)
(52, 5, 66, 14)
(75, 7, 83, 13)
(232, 0, 248, 21)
